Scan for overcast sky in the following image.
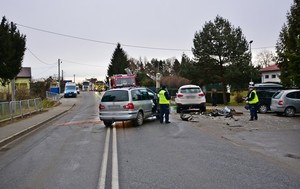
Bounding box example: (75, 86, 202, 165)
(1, 0, 293, 82)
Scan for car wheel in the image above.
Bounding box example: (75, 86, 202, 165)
(285, 107, 295, 117)
(176, 106, 181, 113)
(134, 111, 144, 126)
(258, 104, 268, 114)
(103, 121, 113, 127)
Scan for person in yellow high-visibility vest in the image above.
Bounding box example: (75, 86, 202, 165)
(247, 85, 259, 121)
(159, 85, 171, 124)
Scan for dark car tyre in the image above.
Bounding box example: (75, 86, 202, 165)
(285, 107, 295, 117)
(258, 104, 268, 114)
(103, 121, 113, 127)
(134, 111, 144, 126)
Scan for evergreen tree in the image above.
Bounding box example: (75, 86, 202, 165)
(276, 0, 300, 87)
(107, 43, 129, 77)
(172, 59, 181, 75)
(178, 53, 193, 81)
(192, 15, 251, 103)
(0, 16, 26, 86)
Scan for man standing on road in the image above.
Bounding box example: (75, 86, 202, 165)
(247, 85, 259, 121)
(159, 85, 171, 124)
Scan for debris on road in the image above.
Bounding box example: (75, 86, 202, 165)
(207, 107, 239, 121)
(180, 111, 200, 122)
(179, 107, 242, 122)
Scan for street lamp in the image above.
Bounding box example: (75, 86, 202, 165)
(249, 40, 254, 84)
(249, 40, 253, 60)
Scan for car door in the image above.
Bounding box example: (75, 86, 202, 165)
(132, 89, 152, 118)
(295, 91, 300, 112)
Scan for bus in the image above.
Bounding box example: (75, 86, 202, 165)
(82, 81, 90, 91)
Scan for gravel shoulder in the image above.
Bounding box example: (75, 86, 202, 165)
(171, 106, 300, 176)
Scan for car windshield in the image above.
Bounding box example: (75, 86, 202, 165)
(180, 88, 201, 93)
(101, 90, 129, 102)
(66, 86, 76, 90)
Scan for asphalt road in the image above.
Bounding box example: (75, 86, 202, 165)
(0, 91, 300, 189)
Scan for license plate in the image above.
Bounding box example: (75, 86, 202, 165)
(108, 105, 120, 109)
(186, 96, 195, 99)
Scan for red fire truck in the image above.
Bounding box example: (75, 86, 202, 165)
(109, 74, 136, 88)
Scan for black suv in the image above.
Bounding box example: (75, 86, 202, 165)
(254, 83, 283, 113)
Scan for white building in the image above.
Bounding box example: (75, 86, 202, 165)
(259, 64, 281, 83)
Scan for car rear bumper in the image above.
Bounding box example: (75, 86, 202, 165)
(99, 112, 137, 121)
(270, 105, 285, 112)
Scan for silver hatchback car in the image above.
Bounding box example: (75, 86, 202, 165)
(99, 87, 154, 127)
(270, 89, 300, 117)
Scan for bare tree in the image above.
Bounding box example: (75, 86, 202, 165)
(254, 50, 276, 68)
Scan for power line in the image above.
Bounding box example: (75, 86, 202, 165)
(17, 23, 191, 52)
(26, 48, 56, 65)
(19, 23, 276, 53)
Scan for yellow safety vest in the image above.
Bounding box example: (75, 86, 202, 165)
(159, 90, 170, 104)
(249, 90, 259, 104)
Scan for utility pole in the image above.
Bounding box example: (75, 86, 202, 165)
(74, 74, 75, 83)
(11, 78, 16, 101)
(58, 59, 61, 94)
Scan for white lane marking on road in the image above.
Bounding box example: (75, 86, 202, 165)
(98, 128, 110, 189)
(112, 127, 119, 189)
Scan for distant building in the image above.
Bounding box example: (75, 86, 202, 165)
(259, 64, 281, 83)
(0, 67, 32, 100)
(15, 67, 32, 90)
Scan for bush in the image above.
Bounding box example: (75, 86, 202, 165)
(41, 99, 56, 108)
(234, 93, 244, 103)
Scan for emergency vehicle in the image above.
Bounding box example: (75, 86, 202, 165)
(109, 74, 136, 88)
(95, 81, 106, 91)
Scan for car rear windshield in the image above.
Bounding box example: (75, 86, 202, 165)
(101, 90, 129, 102)
(180, 88, 201, 93)
(273, 91, 284, 99)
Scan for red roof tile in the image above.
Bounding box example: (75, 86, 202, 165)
(259, 64, 280, 72)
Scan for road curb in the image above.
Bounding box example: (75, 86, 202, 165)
(0, 104, 75, 148)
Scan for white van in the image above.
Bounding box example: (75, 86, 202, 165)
(64, 82, 77, 98)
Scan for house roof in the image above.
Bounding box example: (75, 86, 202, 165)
(259, 64, 280, 72)
(17, 67, 32, 78)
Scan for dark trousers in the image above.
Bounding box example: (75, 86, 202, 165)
(160, 104, 170, 123)
(249, 103, 258, 120)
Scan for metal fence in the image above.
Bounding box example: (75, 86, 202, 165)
(0, 98, 43, 122)
(46, 91, 60, 101)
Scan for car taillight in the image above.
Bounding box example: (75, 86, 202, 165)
(124, 103, 134, 110)
(177, 93, 184, 98)
(278, 100, 284, 106)
(99, 104, 105, 110)
(199, 92, 205, 97)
